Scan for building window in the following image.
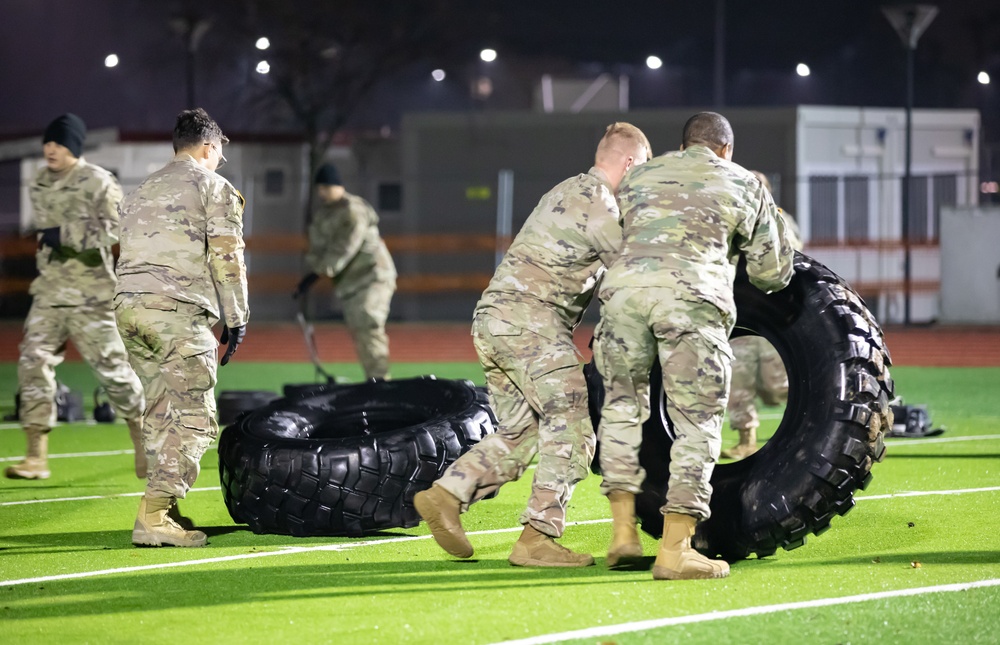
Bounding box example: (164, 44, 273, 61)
(264, 169, 285, 196)
(378, 182, 402, 211)
(809, 175, 838, 244)
(844, 175, 869, 242)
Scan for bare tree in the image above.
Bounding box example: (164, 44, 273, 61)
(231, 0, 461, 217)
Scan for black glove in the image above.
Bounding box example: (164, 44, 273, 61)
(38, 227, 61, 250)
(293, 272, 320, 299)
(219, 325, 247, 366)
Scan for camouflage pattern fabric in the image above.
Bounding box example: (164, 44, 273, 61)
(18, 302, 143, 428)
(434, 168, 621, 537)
(434, 314, 595, 537)
(115, 153, 248, 499)
(727, 206, 802, 433)
(19, 159, 143, 429)
(340, 280, 393, 379)
(306, 192, 396, 378)
(116, 155, 248, 328)
(115, 294, 219, 500)
(476, 167, 622, 339)
(27, 159, 123, 307)
(595, 145, 795, 520)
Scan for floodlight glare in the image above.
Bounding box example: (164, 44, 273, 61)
(796, 63, 811, 77)
(256, 60, 270, 74)
(646, 55, 663, 70)
(978, 71, 990, 85)
(480, 48, 497, 63)
(431, 69, 446, 82)
(104, 54, 119, 68)
(255, 37, 270, 51)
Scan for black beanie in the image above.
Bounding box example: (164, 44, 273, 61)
(43, 114, 86, 158)
(315, 163, 342, 186)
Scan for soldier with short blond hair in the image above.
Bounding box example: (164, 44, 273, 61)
(6, 113, 145, 482)
(595, 112, 795, 580)
(415, 122, 652, 567)
(115, 108, 248, 548)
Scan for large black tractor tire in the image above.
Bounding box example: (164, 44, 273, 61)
(218, 376, 496, 537)
(585, 252, 892, 561)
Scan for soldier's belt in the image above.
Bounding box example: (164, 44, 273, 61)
(49, 247, 104, 267)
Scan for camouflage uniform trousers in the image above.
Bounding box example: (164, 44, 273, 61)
(434, 313, 596, 538)
(594, 287, 733, 521)
(18, 301, 143, 429)
(727, 336, 788, 432)
(339, 279, 395, 379)
(114, 294, 219, 501)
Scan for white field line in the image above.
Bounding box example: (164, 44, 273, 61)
(0, 486, 222, 507)
(856, 486, 1000, 501)
(2, 487, 998, 587)
(885, 433, 1000, 446)
(487, 578, 1000, 645)
(0, 445, 218, 463)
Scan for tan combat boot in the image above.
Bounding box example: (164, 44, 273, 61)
(132, 496, 208, 547)
(508, 524, 595, 568)
(4, 426, 51, 480)
(606, 491, 643, 568)
(652, 513, 729, 580)
(720, 428, 758, 460)
(126, 417, 147, 479)
(414, 484, 473, 558)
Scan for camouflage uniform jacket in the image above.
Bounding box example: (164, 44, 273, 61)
(778, 208, 804, 251)
(306, 193, 397, 299)
(476, 167, 622, 340)
(115, 154, 249, 328)
(27, 158, 124, 307)
(604, 145, 795, 324)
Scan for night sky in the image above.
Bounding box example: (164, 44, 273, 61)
(0, 0, 997, 139)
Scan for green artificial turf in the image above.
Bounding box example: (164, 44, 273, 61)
(1, 363, 998, 644)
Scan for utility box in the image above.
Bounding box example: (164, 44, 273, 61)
(939, 206, 1000, 323)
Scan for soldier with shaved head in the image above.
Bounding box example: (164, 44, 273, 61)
(595, 112, 795, 579)
(416, 122, 652, 567)
(115, 108, 249, 548)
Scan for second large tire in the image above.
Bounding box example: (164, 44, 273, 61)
(586, 252, 893, 561)
(218, 376, 496, 536)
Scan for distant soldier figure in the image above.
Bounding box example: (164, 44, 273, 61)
(294, 164, 397, 380)
(595, 112, 795, 580)
(6, 113, 145, 481)
(415, 123, 652, 567)
(115, 108, 248, 547)
(722, 170, 803, 460)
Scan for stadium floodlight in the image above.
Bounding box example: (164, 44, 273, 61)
(646, 55, 663, 70)
(255, 37, 270, 50)
(105, 54, 119, 68)
(796, 63, 811, 77)
(480, 48, 497, 63)
(432, 69, 446, 82)
(978, 71, 990, 85)
(256, 60, 270, 74)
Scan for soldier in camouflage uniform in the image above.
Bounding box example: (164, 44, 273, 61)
(415, 123, 652, 567)
(294, 163, 397, 379)
(594, 113, 794, 580)
(115, 108, 248, 548)
(6, 114, 145, 482)
(722, 171, 804, 460)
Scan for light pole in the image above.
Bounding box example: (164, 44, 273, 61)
(882, 4, 937, 325)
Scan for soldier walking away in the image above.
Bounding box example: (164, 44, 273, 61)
(415, 123, 652, 567)
(293, 163, 397, 380)
(115, 108, 249, 548)
(594, 112, 795, 580)
(721, 170, 804, 460)
(6, 114, 145, 481)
